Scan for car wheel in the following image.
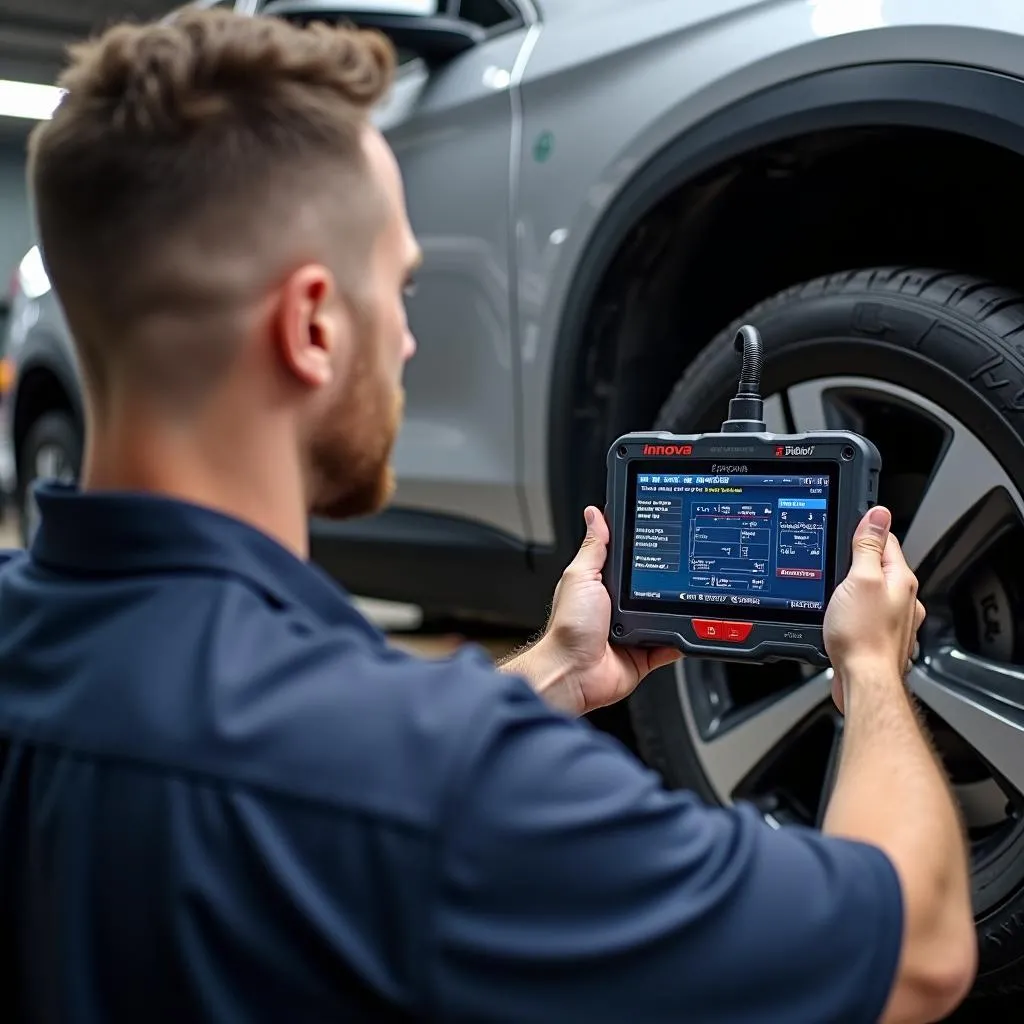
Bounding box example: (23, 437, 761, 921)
(18, 411, 81, 546)
(628, 267, 1024, 999)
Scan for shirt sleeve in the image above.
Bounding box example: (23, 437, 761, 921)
(431, 675, 903, 1024)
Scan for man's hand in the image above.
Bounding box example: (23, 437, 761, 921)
(500, 507, 680, 716)
(823, 505, 926, 713)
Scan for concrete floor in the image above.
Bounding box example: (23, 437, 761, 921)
(0, 517, 16, 550)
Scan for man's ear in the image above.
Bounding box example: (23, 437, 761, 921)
(272, 263, 345, 389)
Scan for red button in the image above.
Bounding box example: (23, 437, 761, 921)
(723, 621, 753, 643)
(692, 619, 724, 640)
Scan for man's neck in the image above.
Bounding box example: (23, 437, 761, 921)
(81, 420, 311, 560)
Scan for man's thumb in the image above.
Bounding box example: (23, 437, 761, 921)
(568, 506, 608, 570)
(851, 506, 891, 570)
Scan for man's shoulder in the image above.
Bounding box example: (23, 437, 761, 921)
(199, 604, 536, 828)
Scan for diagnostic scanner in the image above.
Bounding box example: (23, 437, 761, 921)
(603, 325, 881, 667)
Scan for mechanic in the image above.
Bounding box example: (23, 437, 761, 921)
(0, 9, 975, 1024)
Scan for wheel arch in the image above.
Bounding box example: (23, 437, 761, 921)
(545, 61, 1024, 563)
(13, 352, 83, 483)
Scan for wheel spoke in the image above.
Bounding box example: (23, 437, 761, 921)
(784, 379, 837, 432)
(909, 648, 1024, 795)
(900, 426, 1019, 571)
(682, 668, 832, 802)
(918, 488, 1020, 599)
(36, 448, 57, 479)
(783, 375, 1024, 569)
(762, 393, 789, 433)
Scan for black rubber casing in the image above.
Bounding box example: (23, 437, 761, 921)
(604, 430, 882, 666)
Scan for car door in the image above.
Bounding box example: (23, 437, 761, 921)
(268, 0, 536, 540)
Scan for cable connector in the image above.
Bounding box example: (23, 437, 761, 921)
(720, 324, 767, 434)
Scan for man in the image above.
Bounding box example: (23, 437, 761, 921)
(0, 9, 974, 1023)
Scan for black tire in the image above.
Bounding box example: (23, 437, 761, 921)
(628, 267, 1024, 1000)
(18, 411, 81, 546)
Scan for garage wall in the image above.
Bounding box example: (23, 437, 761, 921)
(0, 141, 31, 289)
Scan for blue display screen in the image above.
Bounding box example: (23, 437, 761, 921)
(624, 460, 838, 622)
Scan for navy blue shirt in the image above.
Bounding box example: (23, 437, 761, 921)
(0, 485, 903, 1022)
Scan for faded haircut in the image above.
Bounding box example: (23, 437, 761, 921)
(27, 8, 396, 409)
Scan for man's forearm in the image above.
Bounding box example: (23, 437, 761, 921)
(823, 661, 966, 876)
(823, 660, 975, 1019)
(497, 637, 583, 716)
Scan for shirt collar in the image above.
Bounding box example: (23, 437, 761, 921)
(29, 482, 382, 636)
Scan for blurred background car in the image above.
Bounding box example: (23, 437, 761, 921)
(8, 0, 1024, 1007)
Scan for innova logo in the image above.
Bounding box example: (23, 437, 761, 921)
(643, 444, 692, 456)
(776, 445, 815, 456)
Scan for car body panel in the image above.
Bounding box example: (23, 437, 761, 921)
(373, 25, 532, 537)
(514, 0, 1024, 544)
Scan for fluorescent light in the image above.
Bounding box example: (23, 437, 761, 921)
(18, 246, 51, 300)
(0, 80, 64, 121)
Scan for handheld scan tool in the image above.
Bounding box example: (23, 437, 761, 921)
(603, 326, 881, 666)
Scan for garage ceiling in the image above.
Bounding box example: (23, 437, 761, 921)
(0, 1, 183, 85)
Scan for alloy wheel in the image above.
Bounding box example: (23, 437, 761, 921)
(23, 441, 75, 542)
(677, 375, 1024, 911)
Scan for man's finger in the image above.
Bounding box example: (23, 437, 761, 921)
(881, 533, 921, 599)
(647, 647, 683, 673)
(907, 599, 926, 666)
(565, 507, 609, 574)
(914, 599, 926, 632)
(850, 505, 891, 574)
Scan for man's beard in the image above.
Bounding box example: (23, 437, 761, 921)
(307, 368, 404, 522)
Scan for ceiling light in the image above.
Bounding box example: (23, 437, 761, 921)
(18, 246, 51, 300)
(0, 80, 64, 121)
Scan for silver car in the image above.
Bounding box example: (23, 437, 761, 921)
(7, 0, 1024, 1004)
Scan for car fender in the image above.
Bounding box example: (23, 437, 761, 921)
(514, 2, 1024, 551)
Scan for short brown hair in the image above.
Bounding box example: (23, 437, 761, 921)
(27, 8, 395, 407)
